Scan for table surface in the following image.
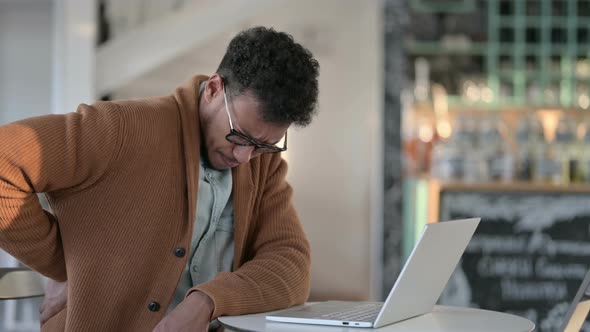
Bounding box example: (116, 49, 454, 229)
(218, 304, 535, 332)
(0, 267, 45, 300)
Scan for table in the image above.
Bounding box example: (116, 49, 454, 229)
(0, 267, 45, 300)
(218, 304, 535, 332)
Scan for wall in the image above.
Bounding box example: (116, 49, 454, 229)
(0, 0, 53, 125)
(282, 0, 383, 301)
(115, 0, 384, 301)
(0, 1, 53, 329)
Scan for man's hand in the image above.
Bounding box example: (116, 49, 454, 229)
(153, 291, 215, 332)
(40, 279, 67, 324)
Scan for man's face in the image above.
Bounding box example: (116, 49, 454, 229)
(199, 75, 290, 171)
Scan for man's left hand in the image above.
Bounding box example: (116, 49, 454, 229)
(153, 291, 215, 332)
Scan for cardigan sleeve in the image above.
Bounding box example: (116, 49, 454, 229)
(0, 103, 121, 281)
(191, 153, 311, 318)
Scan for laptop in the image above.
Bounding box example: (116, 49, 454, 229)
(266, 218, 480, 328)
(560, 267, 590, 332)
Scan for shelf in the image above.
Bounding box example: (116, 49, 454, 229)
(409, 0, 476, 14)
(497, 16, 590, 28)
(497, 70, 590, 81)
(406, 40, 590, 56)
(405, 40, 487, 55)
(443, 96, 576, 109)
(436, 180, 590, 193)
(411, 102, 590, 115)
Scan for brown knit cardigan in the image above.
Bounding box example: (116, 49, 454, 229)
(0, 75, 311, 331)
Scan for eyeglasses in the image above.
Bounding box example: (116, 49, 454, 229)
(222, 85, 287, 154)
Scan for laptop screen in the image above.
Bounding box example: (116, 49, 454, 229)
(560, 269, 590, 332)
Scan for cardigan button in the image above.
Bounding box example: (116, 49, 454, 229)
(148, 301, 160, 312)
(174, 247, 186, 258)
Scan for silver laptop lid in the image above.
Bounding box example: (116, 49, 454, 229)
(374, 218, 480, 328)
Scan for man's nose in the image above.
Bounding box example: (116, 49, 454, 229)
(233, 145, 256, 164)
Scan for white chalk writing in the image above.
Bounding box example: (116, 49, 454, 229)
(501, 279, 568, 301)
(535, 257, 589, 279)
(477, 256, 533, 278)
(467, 235, 528, 254)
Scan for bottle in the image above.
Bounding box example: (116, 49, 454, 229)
(534, 143, 561, 184)
(479, 117, 500, 182)
(554, 115, 577, 184)
(571, 133, 586, 183)
(481, 117, 514, 182)
(431, 140, 457, 182)
(431, 120, 462, 182)
(457, 115, 483, 182)
(532, 114, 566, 184)
(580, 118, 590, 183)
(515, 115, 541, 181)
(431, 115, 478, 182)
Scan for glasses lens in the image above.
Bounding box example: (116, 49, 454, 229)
(226, 132, 285, 153)
(226, 133, 252, 146)
(256, 146, 281, 154)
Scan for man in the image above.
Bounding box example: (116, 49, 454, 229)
(0, 26, 319, 331)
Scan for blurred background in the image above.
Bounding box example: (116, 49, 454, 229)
(0, 0, 589, 331)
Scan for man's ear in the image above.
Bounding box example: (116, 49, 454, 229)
(204, 74, 224, 102)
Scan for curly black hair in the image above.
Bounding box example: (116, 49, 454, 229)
(217, 26, 320, 127)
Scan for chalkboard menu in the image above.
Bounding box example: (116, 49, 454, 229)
(437, 189, 590, 332)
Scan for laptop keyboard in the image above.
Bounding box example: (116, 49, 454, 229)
(319, 303, 383, 322)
